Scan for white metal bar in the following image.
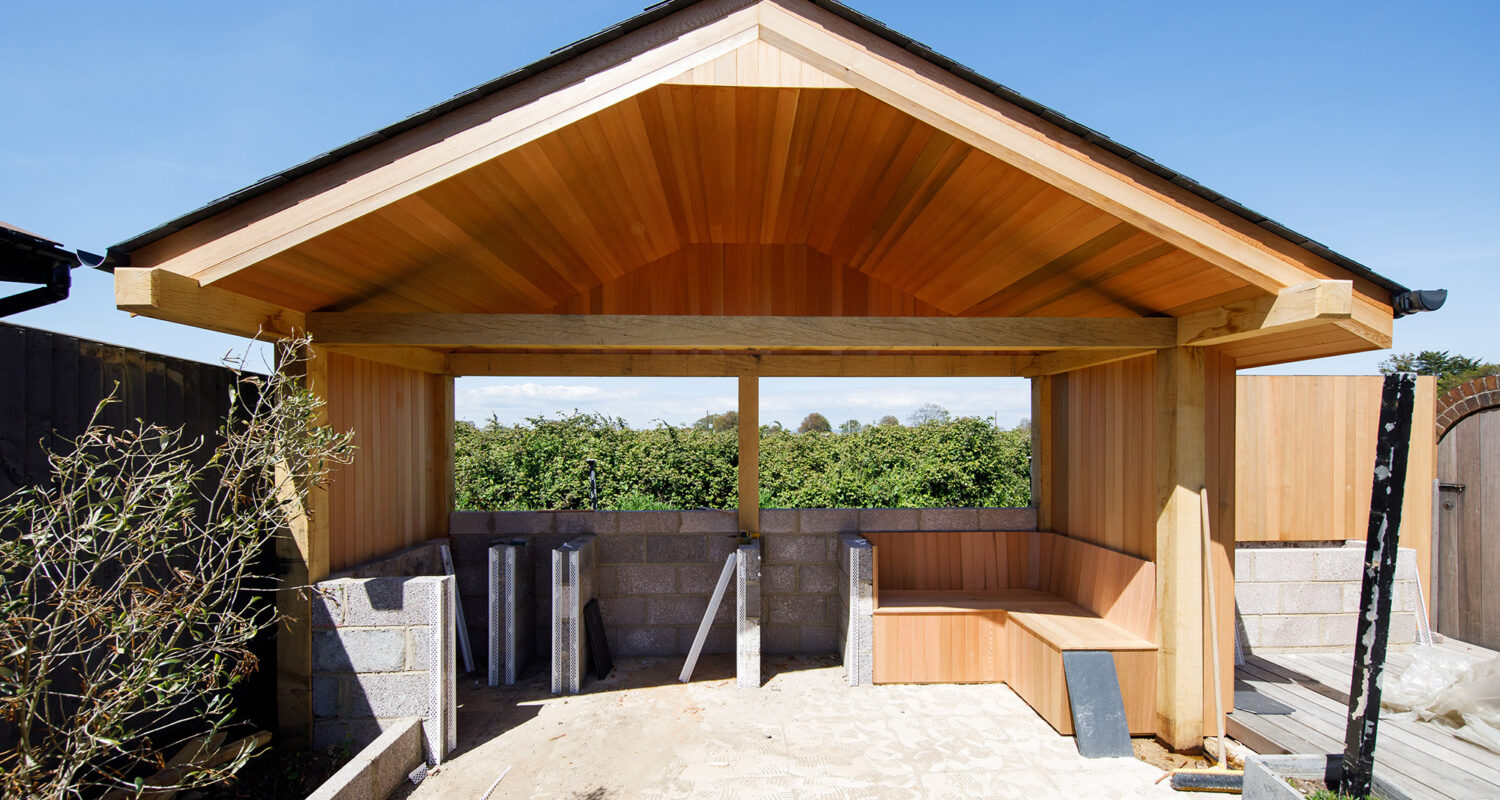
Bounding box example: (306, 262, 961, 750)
(441, 543, 475, 673)
(679, 552, 737, 683)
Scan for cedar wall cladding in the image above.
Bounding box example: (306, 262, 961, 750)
(448, 508, 1037, 664)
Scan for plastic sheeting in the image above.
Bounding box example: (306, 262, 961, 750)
(1382, 646, 1500, 753)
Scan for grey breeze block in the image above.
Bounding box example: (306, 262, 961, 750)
(310, 575, 457, 765)
(736, 539, 762, 688)
(488, 541, 533, 686)
(837, 533, 874, 686)
(551, 537, 599, 694)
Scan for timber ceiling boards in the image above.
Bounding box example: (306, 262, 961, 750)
(211, 85, 1247, 320)
(110, 0, 1407, 335)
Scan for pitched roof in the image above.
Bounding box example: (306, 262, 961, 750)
(106, 0, 1407, 296)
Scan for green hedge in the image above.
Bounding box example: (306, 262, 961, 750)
(455, 414, 1030, 511)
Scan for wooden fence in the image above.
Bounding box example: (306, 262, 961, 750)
(0, 322, 245, 498)
(1236, 374, 1437, 594)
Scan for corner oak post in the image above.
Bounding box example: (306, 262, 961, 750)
(738, 374, 759, 534)
(1153, 346, 1206, 750)
(275, 342, 332, 747)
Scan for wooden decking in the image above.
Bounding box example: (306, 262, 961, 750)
(1229, 640, 1500, 799)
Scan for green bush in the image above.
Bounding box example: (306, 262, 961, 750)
(455, 413, 1030, 511)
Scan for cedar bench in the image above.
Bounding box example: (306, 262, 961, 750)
(866, 531, 1158, 736)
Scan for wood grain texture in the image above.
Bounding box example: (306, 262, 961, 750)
(1153, 345, 1207, 750)
(1177, 280, 1353, 347)
(324, 351, 449, 570)
(867, 531, 1159, 733)
(445, 351, 1033, 377)
(1436, 405, 1500, 649)
(738, 374, 758, 533)
(308, 312, 1176, 350)
(1045, 356, 1158, 559)
(1236, 375, 1436, 596)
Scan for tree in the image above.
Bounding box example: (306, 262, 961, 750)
(0, 339, 353, 798)
(691, 410, 738, 432)
(1380, 350, 1499, 394)
(839, 419, 863, 434)
(878, 415, 901, 428)
(797, 412, 832, 434)
(907, 403, 951, 426)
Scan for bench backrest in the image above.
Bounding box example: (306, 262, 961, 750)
(1037, 534, 1156, 642)
(866, 530, 1156, 642)
(865, 531, 1038, 592)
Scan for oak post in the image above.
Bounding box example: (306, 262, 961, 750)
(275, 342, 331, 747)
(1153, 346, 1207, 750)
(1031, 376, 1054, 528)
(738, 374, 759, 534)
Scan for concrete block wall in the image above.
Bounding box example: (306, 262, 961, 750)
(310, 575, 456, 763)
(448, 507, 1038, 668)
(837, 533, 874, 686)
(1235, 542, 1423, 653)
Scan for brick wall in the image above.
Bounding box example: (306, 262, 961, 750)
(1235, 542, 1423, 653)
(449, 507, 1038, 669)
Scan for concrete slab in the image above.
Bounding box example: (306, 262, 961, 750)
(408, 656, 1186, 799)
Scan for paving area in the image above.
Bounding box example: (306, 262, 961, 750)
(407, 655, 1185, 799)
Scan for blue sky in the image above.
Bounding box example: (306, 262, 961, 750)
(3, 1, 1496, 428)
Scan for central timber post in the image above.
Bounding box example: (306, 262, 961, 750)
(738, 373, 759, 534)
(1154, 346, 1207, 750)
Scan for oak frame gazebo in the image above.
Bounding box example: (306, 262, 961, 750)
(108, 0, 1411, 752)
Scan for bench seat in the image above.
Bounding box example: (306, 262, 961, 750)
(866, 532, 1159, 736)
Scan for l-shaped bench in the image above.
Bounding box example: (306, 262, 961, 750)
(864, 531, 1158, 736)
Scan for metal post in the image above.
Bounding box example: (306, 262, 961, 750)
(586, 458, 598, 511)
(1341, 373, 1417, 796)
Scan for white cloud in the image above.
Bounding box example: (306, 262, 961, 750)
(456, 376, 1032, 429)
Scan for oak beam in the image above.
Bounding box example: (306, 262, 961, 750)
(310, 313, 1176, 351)
(325, 345, 450, 375)
(1177, 280, 1353, 347)
(1019, 348, 1154, 377)
(1153, 346, 1207, 750)
(738, 374, 759, 534)
(115, 267, 305, 339)
(446, 352, 1031, 377)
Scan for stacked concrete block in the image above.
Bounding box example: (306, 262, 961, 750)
(551, 537, 599, 694)
(488, 541, 533, 686)
(837, 533, 874, 686)
(1235, 542, 1423, 653)
(446, 507, 1037, 667)
(310, 575, 456, 765)
(451, 510, 741, 663)
(736, 539, 761, 688)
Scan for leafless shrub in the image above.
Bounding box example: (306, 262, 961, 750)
(0, 337, 353, 799)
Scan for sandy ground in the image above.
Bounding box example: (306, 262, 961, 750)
(405, 655, 1188, 800)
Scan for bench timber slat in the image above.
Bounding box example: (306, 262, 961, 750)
(866, 531, 1158, 736)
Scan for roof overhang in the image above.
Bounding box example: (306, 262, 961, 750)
(111, 0, 1401, 370)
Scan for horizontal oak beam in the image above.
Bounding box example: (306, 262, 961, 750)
(309, 313, 1176, 351)
(115, 267, 305, 339)
(1019, 348, 1155, 377)
(447, 352, 1034, 377)
(1177, 279, 1352, 347)
(325, 345, 450, 375)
